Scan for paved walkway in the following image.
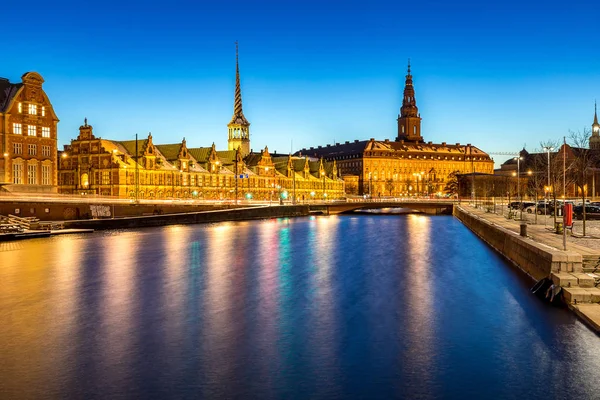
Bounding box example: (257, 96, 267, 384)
(460, 204, 600, 334)
(461, 204, 600, 256)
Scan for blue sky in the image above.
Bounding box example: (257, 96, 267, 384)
(3, 0, 600, 167)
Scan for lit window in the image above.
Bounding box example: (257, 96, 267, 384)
(13, 143, 22, 154)
(28, 125, 36, 136)
(13, 163, 23, 184)
(42, 165, 51, 185)
(13, 123, 22, 135)
(42, 127, 51, 138)
(102, 171, 110, 185)
(42, 145, 51, 157)
(28, 144, 37, 156)
(28, 164, 37, 184)
(29, 104, 37, 115)
(18, 103, 22, 113)
(41, 106, 46, 117)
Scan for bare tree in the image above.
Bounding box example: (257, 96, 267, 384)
(540, 140, 575, 228)
(569, 128, 595, 235)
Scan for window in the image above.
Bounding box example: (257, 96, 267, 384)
(42, 165, 51, 185)
(28, 144, 37, 156)
(42, 145, 51, 157)
(13, 143, 22, 155)
(27, 125, 36, 136)
(28, 164, 37, 184)
(13, 163, 23, 184)
(41, 106, 46, 117)
(13, 123, 22, 135)
(102, 171, 110, 185)
(182, 174, 188, 186)
(18, 103, 22, 113)
(42, 127, 50, 138)
(29, 104, 37, 115)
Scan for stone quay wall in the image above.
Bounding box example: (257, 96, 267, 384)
(453, 206, 582, 280)
(63, 205, 310, 230)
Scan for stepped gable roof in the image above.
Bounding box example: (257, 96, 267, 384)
(243, 151, 264, 167)
(154, 143, 186, 161)
(0, 78, 22, 112)
(216, 150, 237, 165)
(296, 140, 370, 158)
(116, 139, 149, 159)
(187, 147, 211, 162)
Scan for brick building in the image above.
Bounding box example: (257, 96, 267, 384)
(0, 72, 59, 193)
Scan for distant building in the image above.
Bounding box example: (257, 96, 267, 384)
(0, 72, 59, 193)
(495, 103, 600, 199)
(296, 62, 494, 197)
(58, 47, 344, 201)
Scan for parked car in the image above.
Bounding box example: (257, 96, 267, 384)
(573, 205, 600, 220)
(509, 201, 535, 210)
(525, 202, 554, 215)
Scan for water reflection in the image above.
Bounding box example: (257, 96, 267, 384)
(1, 217, 600, 399)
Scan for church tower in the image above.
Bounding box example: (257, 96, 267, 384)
(590, 101, 600, 150)
(228, 42, 251, 156)
(396, 60, 422, 142)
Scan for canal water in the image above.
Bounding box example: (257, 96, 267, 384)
(1, 215, 599, 399)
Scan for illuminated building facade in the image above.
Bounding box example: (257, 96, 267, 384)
(297, 63, 494, 197)
(0, 72, 59, 192)
(58, 48, 344, 201)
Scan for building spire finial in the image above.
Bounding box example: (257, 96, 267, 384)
(407, 58, 411, 75)
(233, 41, 244, 118)
(84, 117, 87, 126)
(594, 100, 599, 126)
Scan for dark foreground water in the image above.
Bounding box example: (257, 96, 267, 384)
(1, 215, 599, 399)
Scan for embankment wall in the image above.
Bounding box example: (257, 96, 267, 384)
(63, 205, 310, 230)
(454, 206, 581, 280)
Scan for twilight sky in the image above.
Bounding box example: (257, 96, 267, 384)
(3, 0, 600, 167)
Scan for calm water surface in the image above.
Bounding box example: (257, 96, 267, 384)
(1, 215, 599, 399)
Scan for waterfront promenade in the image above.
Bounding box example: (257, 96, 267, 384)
(458, 203, 600, 333)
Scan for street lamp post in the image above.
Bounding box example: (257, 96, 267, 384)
(321, 170, 326, 201)
(514, 156, 523, 220)
(543, 146, 554, 224)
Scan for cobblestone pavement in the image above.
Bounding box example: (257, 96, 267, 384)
(470, 204, 600, 250)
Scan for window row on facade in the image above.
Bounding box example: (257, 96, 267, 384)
(12, 123, 51, 137)
(12, 162, 52, 185)
(12, 143, 52, 157)
(16, 103, 46, 116)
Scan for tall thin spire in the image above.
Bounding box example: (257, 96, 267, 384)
(230, 41, 248, 125)
(595, 100, 598, 125)
(401, 59, 417, 118)
(228, 41, 250, 156)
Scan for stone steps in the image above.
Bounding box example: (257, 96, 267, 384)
(582, 255, 600, 273)
(552, 271, 600, 304)
(563, 287, 600, 304)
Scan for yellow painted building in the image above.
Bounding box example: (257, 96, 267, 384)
(297, 63, 494, 196)
(58, 47, 344, 201)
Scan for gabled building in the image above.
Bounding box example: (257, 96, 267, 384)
(58, 45, 344, 201)
(0, 72, 59, 192)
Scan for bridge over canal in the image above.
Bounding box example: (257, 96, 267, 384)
(308, 199, 456, 215)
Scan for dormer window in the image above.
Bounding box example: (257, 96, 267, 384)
(29, 104, 37, 115)
(41, 106, 46, 117)
(18, 103, 22, 113)
(182, 162, 187, 169)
